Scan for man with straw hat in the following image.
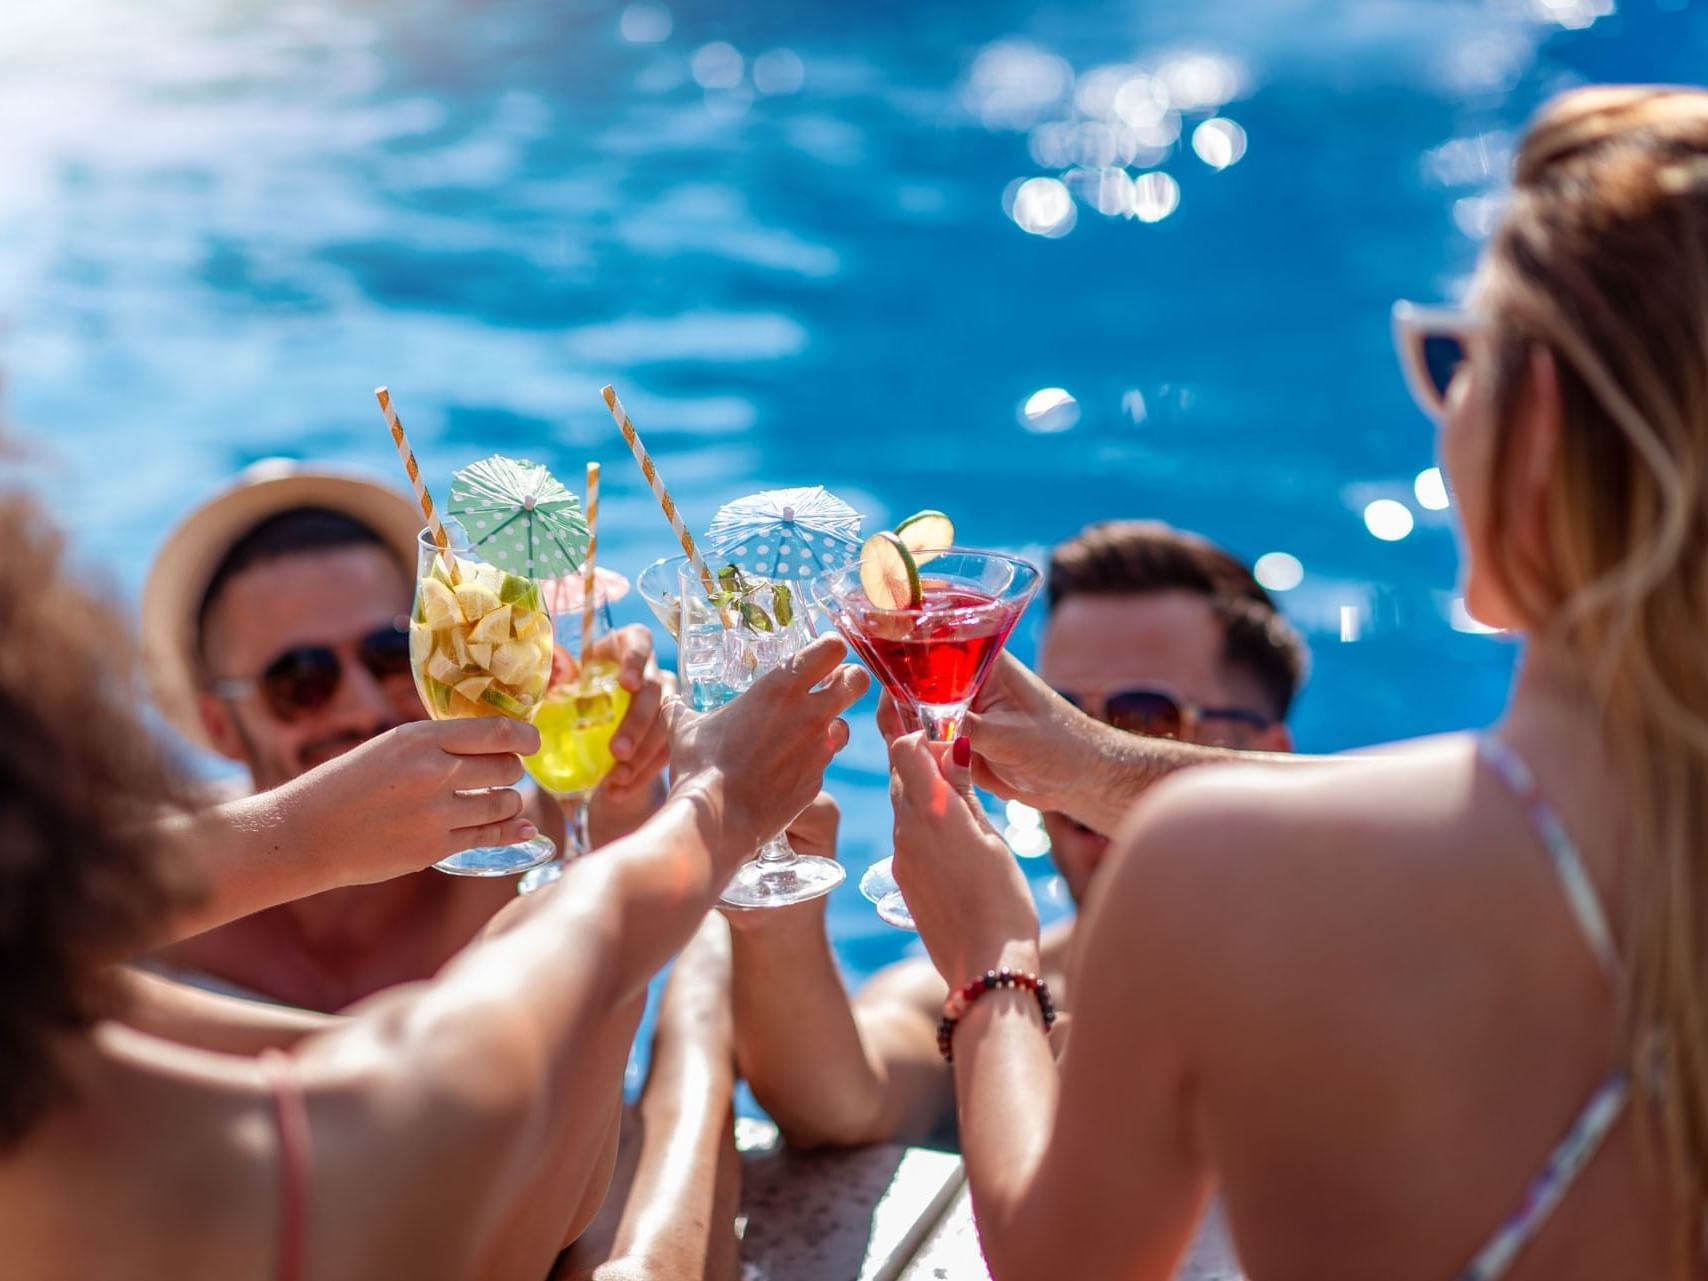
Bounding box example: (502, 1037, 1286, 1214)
(141, 456, 761, 1281)
(141, 458, 675, 1011)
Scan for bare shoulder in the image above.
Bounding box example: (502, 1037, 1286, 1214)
(1104, 732, 1481, 891)
(1077, 736, 1485, 1023)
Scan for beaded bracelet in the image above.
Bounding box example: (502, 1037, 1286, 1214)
(936, 967, 1056, 1063)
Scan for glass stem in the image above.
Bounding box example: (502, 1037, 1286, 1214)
(563, 790, 594, 859)
(918, 704, 967, 742)
(755, 831, 796, 866)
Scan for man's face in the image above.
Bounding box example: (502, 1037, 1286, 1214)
(1036, 590, 1292, 905)
(197, 544, 422, 789)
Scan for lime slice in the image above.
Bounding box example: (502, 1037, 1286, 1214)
(895, 510, 954, 567)
(859, 532, 922, 610)
(481, 684, 529, 718)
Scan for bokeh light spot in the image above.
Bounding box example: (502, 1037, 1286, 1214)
(1363, 498, 1415, 542)
(1192, 118, 1247, 169)
(691, 42, 744, 90)
(1131, 171, 1180, 223)
(619, 2, 672, 43)
(1021, 387, 1080, 432)
(1254, 552, 1304, 591)
(753, 49, 804, 95)
(1414, 467, 1451, 511)
(1009, 176, 1076, 237)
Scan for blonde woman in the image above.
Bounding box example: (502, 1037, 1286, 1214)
(0, 487, 868, 1280)
(890, 86, 1707, 1279)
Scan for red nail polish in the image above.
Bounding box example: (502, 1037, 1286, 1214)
(952, 736, 972, 768)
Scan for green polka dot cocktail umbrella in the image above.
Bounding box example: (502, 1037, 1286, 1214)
(447, 455, 588, 579)
(704, 486, 863, 581)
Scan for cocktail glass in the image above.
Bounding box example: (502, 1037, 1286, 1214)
(636, 555, 846, 908)
(515, 602, 630, 895)
(409, 526, 558, 876)
(818, 548, 1041, 928)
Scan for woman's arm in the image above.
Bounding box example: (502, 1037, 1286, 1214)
(116, 968, 338, 1054)
(294, 640, 870, 1278)
(890, 733, 1216, 1281)
(143, 717, 543, 949)
(954, 652, 1310, 835)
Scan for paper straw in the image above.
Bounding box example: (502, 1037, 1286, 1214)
(601, 384, 732, 627)
(375, 386, 456, 581)
(580, 461, 600, 661)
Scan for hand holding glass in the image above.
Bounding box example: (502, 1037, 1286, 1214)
(408, 527, 558, 876)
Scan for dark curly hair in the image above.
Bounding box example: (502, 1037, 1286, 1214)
(0, 484, 194, 1146)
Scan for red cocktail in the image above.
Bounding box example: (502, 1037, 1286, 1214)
(849, 586, 1022, 723)
(819, 549, 1041, 927)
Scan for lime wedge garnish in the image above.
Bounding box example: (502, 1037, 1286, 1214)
(860, 531, 922, 609)
(895, 510, 954, 567)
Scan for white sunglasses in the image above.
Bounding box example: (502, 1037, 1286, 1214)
(1392, 301, 1489, 421)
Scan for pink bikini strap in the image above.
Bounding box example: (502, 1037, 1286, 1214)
(258, 1049, 310, 1281)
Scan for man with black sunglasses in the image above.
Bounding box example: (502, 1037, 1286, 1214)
(141, 460, 673, 1012)
(726, 520, 1307, 1151)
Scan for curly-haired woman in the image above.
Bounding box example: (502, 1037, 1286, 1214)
(0, 485, 867, 1279)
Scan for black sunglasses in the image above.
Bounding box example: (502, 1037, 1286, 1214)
(1056, 686, 1272, 742)
(210, 623, 414, 722)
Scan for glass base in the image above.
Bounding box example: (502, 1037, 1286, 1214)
(516, 860, 565, 895)
(859, 857, 917, 930)
(434, 834, 556, 877)
(719, 854, 845, 909)
(874, 890, 916, 930)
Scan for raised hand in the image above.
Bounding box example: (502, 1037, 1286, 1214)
(273, 716, 543, 885)
(889, 732, 1040, 990)
(784, 791, 842, 859)
(959, 652, 1102, 813)
(663, 635, 868, 874)
(591, 623, 674, 800)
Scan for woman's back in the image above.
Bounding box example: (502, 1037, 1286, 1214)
(0, 1029, 284, 1281)
(1110, 721, 1683, 1280)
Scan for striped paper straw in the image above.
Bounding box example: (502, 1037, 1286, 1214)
(580, 460, 600, 660)
(375, 386, 455, 580)
(601, 384, 731, 626)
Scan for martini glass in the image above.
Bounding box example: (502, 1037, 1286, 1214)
(819, 548, 1041, 928)
(636, 555, 847, 908)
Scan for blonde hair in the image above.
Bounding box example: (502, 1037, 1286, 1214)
(1481, 86, 1708, 1250)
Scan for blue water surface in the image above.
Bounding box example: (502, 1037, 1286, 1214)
(5, 0, 1704, 1098)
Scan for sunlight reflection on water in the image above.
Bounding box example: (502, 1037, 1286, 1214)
(2, 0, 1688, 1047)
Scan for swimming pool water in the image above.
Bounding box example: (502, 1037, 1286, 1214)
(5, 0, 1703, 1089)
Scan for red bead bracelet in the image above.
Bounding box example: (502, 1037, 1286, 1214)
(937, 967, 1056, 1063)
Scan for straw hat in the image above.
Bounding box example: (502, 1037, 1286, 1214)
(143, 459, 423, 753)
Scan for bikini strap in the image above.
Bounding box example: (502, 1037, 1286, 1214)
(258, 1049, 310, 1281)
(1477, 734, 1621, 978)
(1455, 1069, 1631, 1281)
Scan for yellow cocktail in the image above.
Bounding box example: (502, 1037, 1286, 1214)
(524, 661, 631, 796)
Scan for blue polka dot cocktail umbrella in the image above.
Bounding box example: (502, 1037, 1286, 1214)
(447, 455, 588, 579)
(705, 485, 862, 582)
